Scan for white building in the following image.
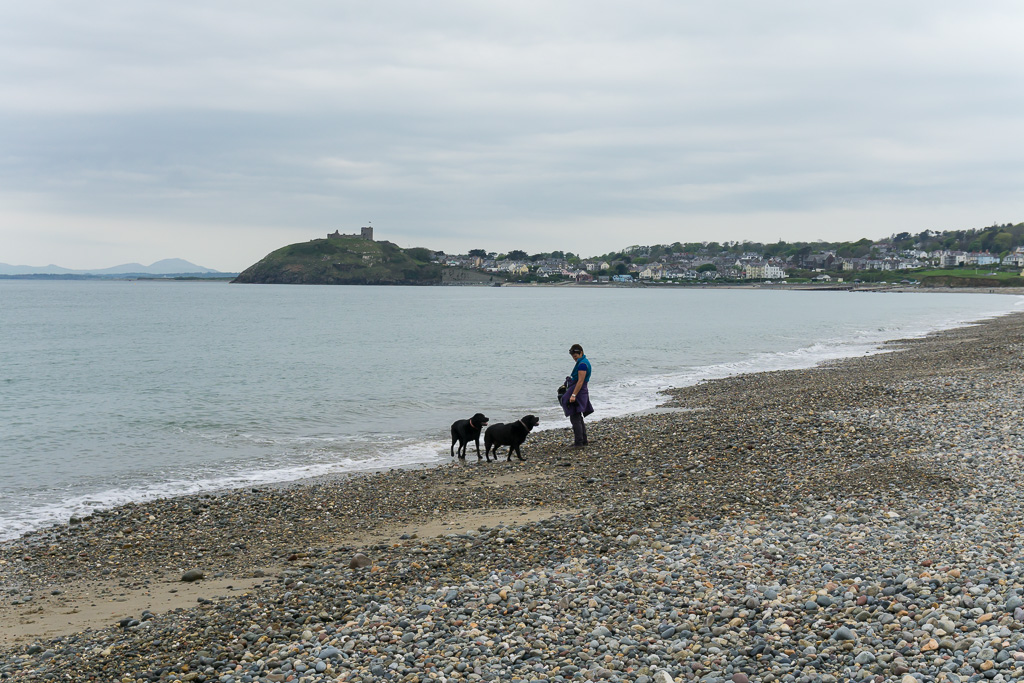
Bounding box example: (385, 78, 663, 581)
(743, 261, 787, 280)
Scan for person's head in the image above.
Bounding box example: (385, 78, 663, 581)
(569, 343, 584, 359)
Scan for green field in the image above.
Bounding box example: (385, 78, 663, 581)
(909, 267, 1024, 288)
(913, 268, 1021, 281)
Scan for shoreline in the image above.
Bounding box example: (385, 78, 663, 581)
(8, 277, 1024, 295)
(3, 295, 1018, 547)
(478, 282, 1024, 295)
(4, 312, 1024, 681)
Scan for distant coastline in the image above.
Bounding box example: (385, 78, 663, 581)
(499, 281, 1024, 294)
(5, 274, 1022, 294)
(0, 273, 238, 281)
(230, 226, 1024, 289)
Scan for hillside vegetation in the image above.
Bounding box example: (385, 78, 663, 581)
(233, 237, 446, 285)
(916, 269, 1024, 288)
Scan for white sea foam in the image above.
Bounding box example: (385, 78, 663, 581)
(570, 306, 1018, 422)
(0, 439, 452, 542)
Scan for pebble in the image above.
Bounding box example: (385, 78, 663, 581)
(180, 568, 204, 582)
(347, 552, 371, 569)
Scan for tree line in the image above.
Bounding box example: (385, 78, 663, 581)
(464, 221, 1024, 262)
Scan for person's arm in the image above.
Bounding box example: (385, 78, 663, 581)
(569, 369, 587, 402)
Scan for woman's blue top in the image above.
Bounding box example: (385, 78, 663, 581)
(570, 355, 592, 384)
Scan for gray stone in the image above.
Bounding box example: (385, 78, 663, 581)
(348, 553, 371, 569)
(831, 626, 857, 641)
(181, 569, 205, 582)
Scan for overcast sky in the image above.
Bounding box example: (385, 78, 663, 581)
(2, 2, 1023, 271)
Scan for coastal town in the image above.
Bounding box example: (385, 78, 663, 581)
(434, 228, 1024, 284)
(310, 222, 1024, 287)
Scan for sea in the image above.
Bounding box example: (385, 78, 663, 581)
(1, 280, 1021, 542)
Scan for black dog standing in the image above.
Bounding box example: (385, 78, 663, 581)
(450, 413, 489, 459)
(484, 415, 540, 461)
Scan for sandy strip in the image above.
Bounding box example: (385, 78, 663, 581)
(0, 502, 560, 646)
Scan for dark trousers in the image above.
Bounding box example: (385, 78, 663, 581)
(570, 412, 587, 446)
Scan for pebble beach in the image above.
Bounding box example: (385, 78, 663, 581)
(3, 311, 1024, 683)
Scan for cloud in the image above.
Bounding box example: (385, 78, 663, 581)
(0, 1, 1022, 269)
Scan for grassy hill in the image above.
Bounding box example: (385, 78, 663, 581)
(233, 237, 449, 285)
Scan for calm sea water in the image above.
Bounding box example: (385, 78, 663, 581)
(0, 280, 1020, 541)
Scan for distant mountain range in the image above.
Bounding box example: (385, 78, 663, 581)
(0, 258, 226, 276)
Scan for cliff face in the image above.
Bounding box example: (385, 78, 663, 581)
(232, 238, 446, 285)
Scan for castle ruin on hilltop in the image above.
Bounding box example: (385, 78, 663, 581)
(328, 226, 374, 241)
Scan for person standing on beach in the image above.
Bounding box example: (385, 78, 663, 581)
(560, 343, 594, 448)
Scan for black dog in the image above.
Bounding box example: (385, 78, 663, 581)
(484, 415, 540, 462)
(450, 413, 489, 459)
